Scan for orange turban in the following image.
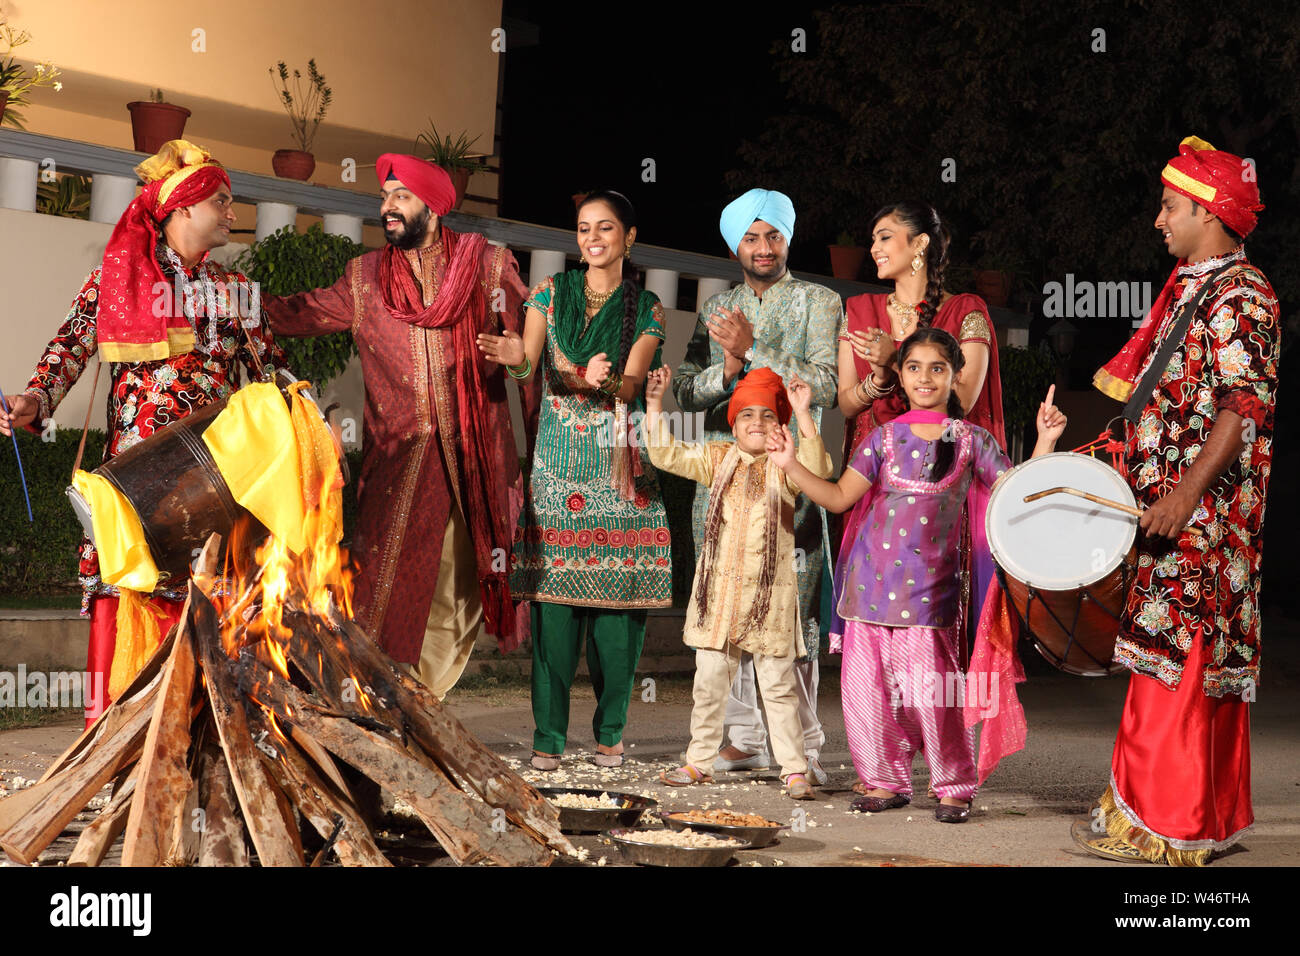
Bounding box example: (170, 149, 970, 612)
(728, 367, 792, 427)
(1161, 135, 1264, 237)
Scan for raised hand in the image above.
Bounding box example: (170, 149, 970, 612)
(1037, 384, 1067, 443)
(584, 352, 612, 388)
(766, 424, 796, 469)
(645, 366, 672, 406)
(843, 328, 895, 372)
(0, 393, 38, 438)
(786, 373, 812, 413)
(477, 329, 526, 367)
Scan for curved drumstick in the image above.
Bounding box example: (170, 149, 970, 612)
(0, 391, 34, 523)
(1023, 486, 1203, 537)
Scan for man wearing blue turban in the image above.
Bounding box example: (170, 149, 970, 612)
(673, 188, 842, 784)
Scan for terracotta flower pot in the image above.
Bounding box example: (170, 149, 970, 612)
(974, 269, 1013, 307)
(0, 92, 9, 126)
(126, 101, 191, 154)
(828, 244, 867, 281)
(272, 149, 316, 181)
(439, 166, 470, 210)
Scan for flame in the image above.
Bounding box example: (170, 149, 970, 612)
(209, 414, 355, 674)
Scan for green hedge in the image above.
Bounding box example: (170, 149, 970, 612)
(0, 426, 105, 597)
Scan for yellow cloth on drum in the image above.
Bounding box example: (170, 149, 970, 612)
(287, 381, 344, 546)
(109, 589, 170, 699)
(202, 382, 306, 552)
(70, 470, 159, 592)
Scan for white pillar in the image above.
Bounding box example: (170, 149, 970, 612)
(486, 238, 506, 249)
(321, 213, 362, 244)
(644, 268, 679, 310)
(696, 276, 732, 312)
(0, 157, 38, 212)
(1006, 327, 1029, 348)
(89, 173, 137, 224)
(255, 201, 298, 242)
(529, 248, 567, 289)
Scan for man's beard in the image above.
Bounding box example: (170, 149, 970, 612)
(741, 254, 786, 283)
(385, 206, 432, 250)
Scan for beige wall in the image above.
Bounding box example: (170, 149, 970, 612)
(4, 0, 502, 204)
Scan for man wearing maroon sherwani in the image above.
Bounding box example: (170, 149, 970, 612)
(265, 155, 533, 699)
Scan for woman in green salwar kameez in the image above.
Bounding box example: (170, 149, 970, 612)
(477, 190, 671, 771)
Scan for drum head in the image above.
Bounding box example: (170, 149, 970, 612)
(985, 452, 1136, 590)
(65, 485, 97, 549)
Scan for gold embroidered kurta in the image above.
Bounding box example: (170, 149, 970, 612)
(644, 416, 831, 657)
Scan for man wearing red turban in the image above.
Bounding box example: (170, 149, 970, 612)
(265, 154, 535, 700)
(1078, 137, 1278, 865)
(0, 140, 289, 726)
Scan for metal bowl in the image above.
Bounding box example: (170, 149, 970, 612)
(536, 787, 658, 834)
(605, 828, 750, 867)
(659, 811, 789, 849)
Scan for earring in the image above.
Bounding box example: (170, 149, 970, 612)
(580, 253, 587, 264)
(910, 251, 925, 276)
(624, 244, 633, 258)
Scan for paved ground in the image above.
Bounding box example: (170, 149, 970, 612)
(3, 620, 1296, 869)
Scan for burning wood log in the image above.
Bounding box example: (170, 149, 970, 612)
(193, 735, 249, 867)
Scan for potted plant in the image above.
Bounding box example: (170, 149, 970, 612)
(269, 59, 331, 181)
(414, 121, 484, 210)
(126, 89, 191, 154)
(36, 172, 91, 219)
(828, 230, 867, 280)
(0, 18, 62, 129)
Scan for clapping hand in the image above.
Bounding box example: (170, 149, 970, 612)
(584, 352, 612, 388)
(786, 374, 812, 413)
(477, 329, 526, 367)
(646, 367, 672, 407)
(707, 306, 755, 358)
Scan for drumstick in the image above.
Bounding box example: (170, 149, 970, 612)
(1023, 486, 1203, 537)
(0, 391, 34, 523)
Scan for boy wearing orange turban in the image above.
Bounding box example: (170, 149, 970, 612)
(644, 367, 830, 799)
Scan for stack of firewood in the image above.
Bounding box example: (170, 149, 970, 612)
(0, 535, 572, 867)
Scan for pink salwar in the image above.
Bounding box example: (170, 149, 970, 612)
(841, 620, 978, 800)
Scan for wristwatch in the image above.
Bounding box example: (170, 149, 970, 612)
(742, 346, 755, 364)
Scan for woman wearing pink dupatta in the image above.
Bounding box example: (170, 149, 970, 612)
(833, 202, 1006, 651)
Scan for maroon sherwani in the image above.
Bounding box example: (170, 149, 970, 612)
(265, 237, 532, 663)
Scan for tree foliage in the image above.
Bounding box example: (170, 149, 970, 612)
(730, 1, 1300, 315)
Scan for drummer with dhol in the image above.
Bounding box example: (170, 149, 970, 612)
(1077, 137, 1277, 866)
(0, 140, 290, 728)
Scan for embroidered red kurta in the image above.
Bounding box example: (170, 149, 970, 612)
(264, 240, 533, 663)
(23, 243, 288, 610)
(1116, 249, 1278, 697)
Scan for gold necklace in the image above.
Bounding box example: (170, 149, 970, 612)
(888, 292, 920, 336)
(584, 278, 617, 311)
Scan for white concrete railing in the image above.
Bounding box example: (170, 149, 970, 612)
(0, 127, 1031, 334)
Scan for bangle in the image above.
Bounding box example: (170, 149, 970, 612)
(507, 357, 532, 379)
(599, 372, 624, 396)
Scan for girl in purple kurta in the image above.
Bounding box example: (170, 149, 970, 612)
(769, 328, 1066, 822)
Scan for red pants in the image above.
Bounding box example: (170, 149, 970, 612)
(85, 594, 184, 728)
(1110, 632, 1253, 853)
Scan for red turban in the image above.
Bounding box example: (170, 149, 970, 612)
(376, 153, 456, 216)
(1161, 135, 1264, 238)
(728, 367, 792, 427)
(98, 140, 231, 362)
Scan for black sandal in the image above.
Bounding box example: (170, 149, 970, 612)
(851, 792, 910, 813)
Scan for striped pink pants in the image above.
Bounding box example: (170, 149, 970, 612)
(841, 620, 978, 801)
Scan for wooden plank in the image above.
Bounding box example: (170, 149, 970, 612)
(337, 618, 571, 855)
(120, 609, 198, 866)
(247, 671, 551, 867)
(191, 585, 303, 868)
(0, 677, 160, 865)
(66, 768, 138, 867)
(194, 736, 248, 867)
(37, 628, 176, 785)
(246, 709, 390, 868)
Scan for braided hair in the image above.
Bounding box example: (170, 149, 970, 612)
(869, 200, 950, 328)
(897, 326, 965, 480)
(578, 189, 641, 373)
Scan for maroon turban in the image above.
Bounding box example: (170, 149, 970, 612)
(376, 153, 456, 216)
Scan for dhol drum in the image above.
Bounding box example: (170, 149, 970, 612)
(985, 452, 1135, 677)
(66, 371, 342, 583)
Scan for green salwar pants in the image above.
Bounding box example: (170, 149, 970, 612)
(531, 602, 647, 754)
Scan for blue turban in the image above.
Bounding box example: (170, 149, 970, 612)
(719, 188, 796, 254)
